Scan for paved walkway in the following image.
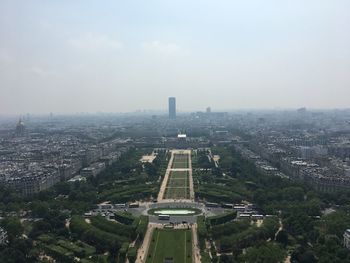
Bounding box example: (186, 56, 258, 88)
(192, 223, 202, 263)
(158, 199, 197, 203)
(188, 152, 195, 201)
(157, 152, 175, 202)
(135, 223, 156, 263)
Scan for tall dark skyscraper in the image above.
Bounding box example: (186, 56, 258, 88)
(168, 97, 176, 119)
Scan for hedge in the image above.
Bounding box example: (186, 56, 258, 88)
(206, 211, 236, 226)
(127, 247, 137, 263)
(197, 216, 208, 250)
(136, 215, 149, 240)
(115, 212, 136, 225)
(90, 215, 135, 240)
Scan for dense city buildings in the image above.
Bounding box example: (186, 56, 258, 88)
(344, 229, 350, 250)
(0, 117, 130, 196)
(0, 227, 7, 245)
(1, 109, 350, 195)
(227, 110, 350, 193)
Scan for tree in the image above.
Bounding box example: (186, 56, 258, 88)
(220, 254, 234, 263)
(29, 220, 52, 239)
(1, 218, 23, 239)
(144, 163, 157, 177)
(240, 242, 286, 263)
(54, 182, 71, 195)
(323, 211, 350, 238)
(0, 248, 26, 263)
(31, 201, 49, 218)
(276, 230, 288, 247)
(291, 247, 317, 263)
(282, 187, 305, 202)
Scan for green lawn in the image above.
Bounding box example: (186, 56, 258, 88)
(165, 171, 189, 199)
(172, 161, 189, 169)
(167, 172, 188, 187)
(146, 229, 192, 263)
(172, 154, 189, 168)
(166, 154, 191, 199)
(166, 179, 187, 188)
(167, 172, 187, 185)
(169, 171, 188, 179)
(164, 187, 190, 199)
(173, 154, 189, 161)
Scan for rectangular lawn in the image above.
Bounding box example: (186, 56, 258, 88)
(172, 161, 189, 169)
(165, 171, 189, 199)
(171, 154, 189, 169)
(146, 229, 192, 263)
(164, 187, 189, 199)
(169, 171, 188, 179)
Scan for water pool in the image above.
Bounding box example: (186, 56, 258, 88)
(153, 209, 196, 215)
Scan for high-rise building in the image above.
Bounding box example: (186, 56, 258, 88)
(168, 97, 176, 119)
(15, 118, 25, 136)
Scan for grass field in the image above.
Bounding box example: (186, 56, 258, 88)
(164, 187, 190, 199)
(164, 171, 189, 199)
(172, 161, 189, 169)
(146, 229, 192, 263)
(166, 179, 187, 188)
(170, 171, 188, 178)
(172, 154, 189, 169)
(164, 153, 191, 199)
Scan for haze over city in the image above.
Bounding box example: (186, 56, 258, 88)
(2, 2, 350, 262)
(1, 0, 350, 115)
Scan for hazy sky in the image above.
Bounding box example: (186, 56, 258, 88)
(1, 0, 349, 114)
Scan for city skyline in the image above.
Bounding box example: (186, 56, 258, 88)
(1, 0, 350, 114)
